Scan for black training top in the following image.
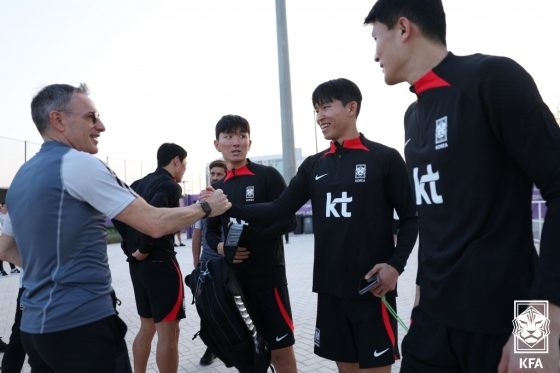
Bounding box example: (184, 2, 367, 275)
(115, 167, 182, 260)
(404, 52, 560, 334)
(206, 159, 296, 290)
(227, 135, 418, 300)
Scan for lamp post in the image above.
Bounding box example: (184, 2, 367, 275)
(313, 110, 318, 154)
(275, 0, 297, 183)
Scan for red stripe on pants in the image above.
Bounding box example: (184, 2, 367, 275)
(274, 288, 294, 332)
(381, 301, 398, 360)
(162, 259, 184, 322)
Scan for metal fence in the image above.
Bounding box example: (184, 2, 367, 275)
(0, 137, 42, 188)
(0, 136, 204, 195)
(3, 134, 545, 242)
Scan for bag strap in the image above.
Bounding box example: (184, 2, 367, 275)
(223, 223, 244, 265)
(382, 296, 409, 332)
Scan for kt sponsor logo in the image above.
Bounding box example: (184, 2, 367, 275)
(325, 192, 352, 217)
(413, 165, 443, 205)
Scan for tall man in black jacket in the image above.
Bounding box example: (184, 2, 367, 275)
(205, 115, 298, 373)
(364, 1, 560, 372)
(114, 143, 187, 373)
(218, 80, 418, 373)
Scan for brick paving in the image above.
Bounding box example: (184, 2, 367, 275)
(0, 233, 418, 372)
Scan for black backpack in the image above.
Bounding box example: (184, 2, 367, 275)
(185, 224, 273, 373)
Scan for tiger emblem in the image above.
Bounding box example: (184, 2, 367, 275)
(512, 306, 550, 348)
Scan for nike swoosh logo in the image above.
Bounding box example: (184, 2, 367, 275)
(276, 334, 289, 342)
(404, 139, 411, 147)
(373, 348, 389, 357)
(315, 173, 328, 180)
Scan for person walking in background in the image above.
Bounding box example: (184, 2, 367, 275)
(0, 260, 19, 277)
(174, 231, 185, 247)
(1, 269, 27, 373)
(191, 158, 227, 366)
(0, 203, 19, 277)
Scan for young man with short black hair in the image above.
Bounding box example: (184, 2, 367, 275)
(364, 1, 560, 372)
(206, 115, 298, 373)
(114, 142, 188, 373)
(222, 80, 418, 373)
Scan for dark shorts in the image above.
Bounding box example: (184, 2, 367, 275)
(314, 293, 399, 369)
(129, 256, 186, 323)
(243, 285, 295, 350)
(21, 315, 127, 373)
(400, 306, 510, 373)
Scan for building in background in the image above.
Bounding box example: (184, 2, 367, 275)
(251, 148, 304, 183)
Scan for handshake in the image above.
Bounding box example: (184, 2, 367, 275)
(199, 187, 231, 217)
(198, 186, 231, 216)
(201, 187, 253, 264)
(126, 186, 232, 262)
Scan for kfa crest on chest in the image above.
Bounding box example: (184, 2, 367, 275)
(354, 164, 366, 182)
(245, 186, 254, 202)
(435, 116, 449, 151)
(315, 162, 369, 184)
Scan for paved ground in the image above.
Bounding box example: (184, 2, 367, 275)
(0, 233, 418, 372)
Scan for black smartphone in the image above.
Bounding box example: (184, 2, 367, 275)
(358, 273, 380, 295)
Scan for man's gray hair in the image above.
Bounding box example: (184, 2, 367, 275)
(31, 83, 89, 135)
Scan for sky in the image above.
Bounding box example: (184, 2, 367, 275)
(1, 0, 559, 191)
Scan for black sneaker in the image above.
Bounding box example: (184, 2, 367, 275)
(200, 348, 215, 366)
(0, 271, 8, 277)
(174, 244, 178, 247)
(179, 243, 185, 247)
(11, 268, 20, 274)
(0, 337, 8, 352)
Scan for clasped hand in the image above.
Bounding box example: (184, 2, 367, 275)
(217, 242, 250, 264)
(200, 187, 231, 217)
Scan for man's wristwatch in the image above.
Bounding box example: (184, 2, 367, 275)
(200, 201, 212, 218)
